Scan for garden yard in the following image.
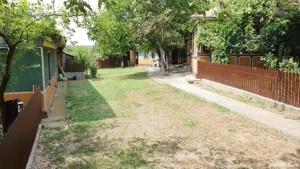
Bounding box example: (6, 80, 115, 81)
(34, 67, 300, 169)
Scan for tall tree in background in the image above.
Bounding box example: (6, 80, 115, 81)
(84, 0, 202, 73)
(195, 0, 300, 69)
(129, 0, 191, 72)
(64, 45, 99, 76)
(85, 1, 134, 59)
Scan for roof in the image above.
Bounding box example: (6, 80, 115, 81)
(190, 9, 218, 21)
(63, 51, 76, 59)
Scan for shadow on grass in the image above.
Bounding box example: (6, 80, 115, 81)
(64, 136, 184, 168)
(280, 149, 300, 167)
(66, 80, 116, 123)
(120, 71, 149, 80)
(42, 79, 117, 166)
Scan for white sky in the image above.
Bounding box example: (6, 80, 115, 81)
(29, 0, 97, 46)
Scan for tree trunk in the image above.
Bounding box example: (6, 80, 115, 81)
(156, 49, 166, 73)
(0, 46, 16, 134)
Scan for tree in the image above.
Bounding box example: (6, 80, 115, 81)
(83, 0, 202, 73)
(65, 45, 99, 78)
(194, 0, 300, 69)
(86, 7, 133, 59)
(131, 0, 204, 72)
(0, 0, 60, 133)
(195, 19, 239, 64)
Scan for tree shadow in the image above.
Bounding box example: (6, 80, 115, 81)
(280, 149, 300, 167)
(120, 71, 149, 80)
(64, 136, 184, 168)
(65, 80, 116, 123)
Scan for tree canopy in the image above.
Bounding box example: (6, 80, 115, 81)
(194, 0, 300, 71)
(0, 0, 62, 132)
(83, 0, 201, 71)
(1, 0, 300, 132)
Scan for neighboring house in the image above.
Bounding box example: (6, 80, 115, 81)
(97, 51, 136, 68)
(97, 55, 120, 68)
(138, 49, 188, 66)
(60, 51, 85, 80)
(168, 49, 188, 65)
(138, 51, 158, 66)
(188, 11, 300, 78)
(1, 35, 65, 118)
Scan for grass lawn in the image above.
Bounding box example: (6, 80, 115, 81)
(37, 66, 300, 169)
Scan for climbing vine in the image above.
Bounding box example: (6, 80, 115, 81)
(194, 0, 300, 71)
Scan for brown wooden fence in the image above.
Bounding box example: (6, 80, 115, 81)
(197, 61, 300, 107)
(0, 88, 42, 169)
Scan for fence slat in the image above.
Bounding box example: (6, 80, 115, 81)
(197, 61, 300, 107)
(0, 89, 42, 169)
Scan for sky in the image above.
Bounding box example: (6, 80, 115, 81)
(29, 0, 97, 46)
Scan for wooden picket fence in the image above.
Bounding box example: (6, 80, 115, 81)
(0, 88, 42, 169)
(197, 61, 300, 107)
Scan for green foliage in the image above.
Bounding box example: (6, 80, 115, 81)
(184, 117, 199, 127)
(66, 46, 99, 78)
(194, 0, 300, 68)
(261, 44, 300, 73)
(85, 0, 202, 62)
(261, 53, 278, 70)
(212, 103, 230, 114)
(63, 0, 92, 15)
(279, 57, 300, 74)
(195, 20, 239, 64)
(0, 0, 61, 128)
(89, 62, 98, 78)
(129, 0, 196, 55)
(86, 8, 132, 58)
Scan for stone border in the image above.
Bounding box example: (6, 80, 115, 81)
(201, 79, 300, 114)
(26, 124, 42, 169)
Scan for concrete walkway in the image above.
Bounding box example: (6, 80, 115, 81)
(41, 81, 67, 127)
(148, 67, 300, 140)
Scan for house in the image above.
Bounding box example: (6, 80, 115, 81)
(97, 55, 120, 68)
(59, 51, 85, 80)
(138, 49, 188, 66)
(1, 35, 66, 118)
(137, 51, 159, 66)
(187, 10, 300, 78)
(97, 50, 138, 68)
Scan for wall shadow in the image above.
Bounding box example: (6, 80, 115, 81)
(65, 80, 116, 123)
(280, 149, 300, 167)
(120, 71, 149, 80)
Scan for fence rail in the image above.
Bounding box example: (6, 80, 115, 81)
(0, 88, 42, 169)
(197, 61, 300, 107)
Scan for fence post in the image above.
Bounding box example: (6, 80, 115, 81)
(3, 99, 19, 134)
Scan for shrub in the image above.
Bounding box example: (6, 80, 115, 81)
(89, 63, 98, 78)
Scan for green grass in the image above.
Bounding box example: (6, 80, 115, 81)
(211, 103, 231, 114)
(202, 86, 270, 112)
(184, 117, 199, 127)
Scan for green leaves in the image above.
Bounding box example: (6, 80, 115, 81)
(63, 0, 92, 15)
(194, 0, 300, 66)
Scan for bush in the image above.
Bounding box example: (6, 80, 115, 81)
(89, 63, 98, 78)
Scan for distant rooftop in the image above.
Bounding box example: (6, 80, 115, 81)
(190, 9, 217, 21)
